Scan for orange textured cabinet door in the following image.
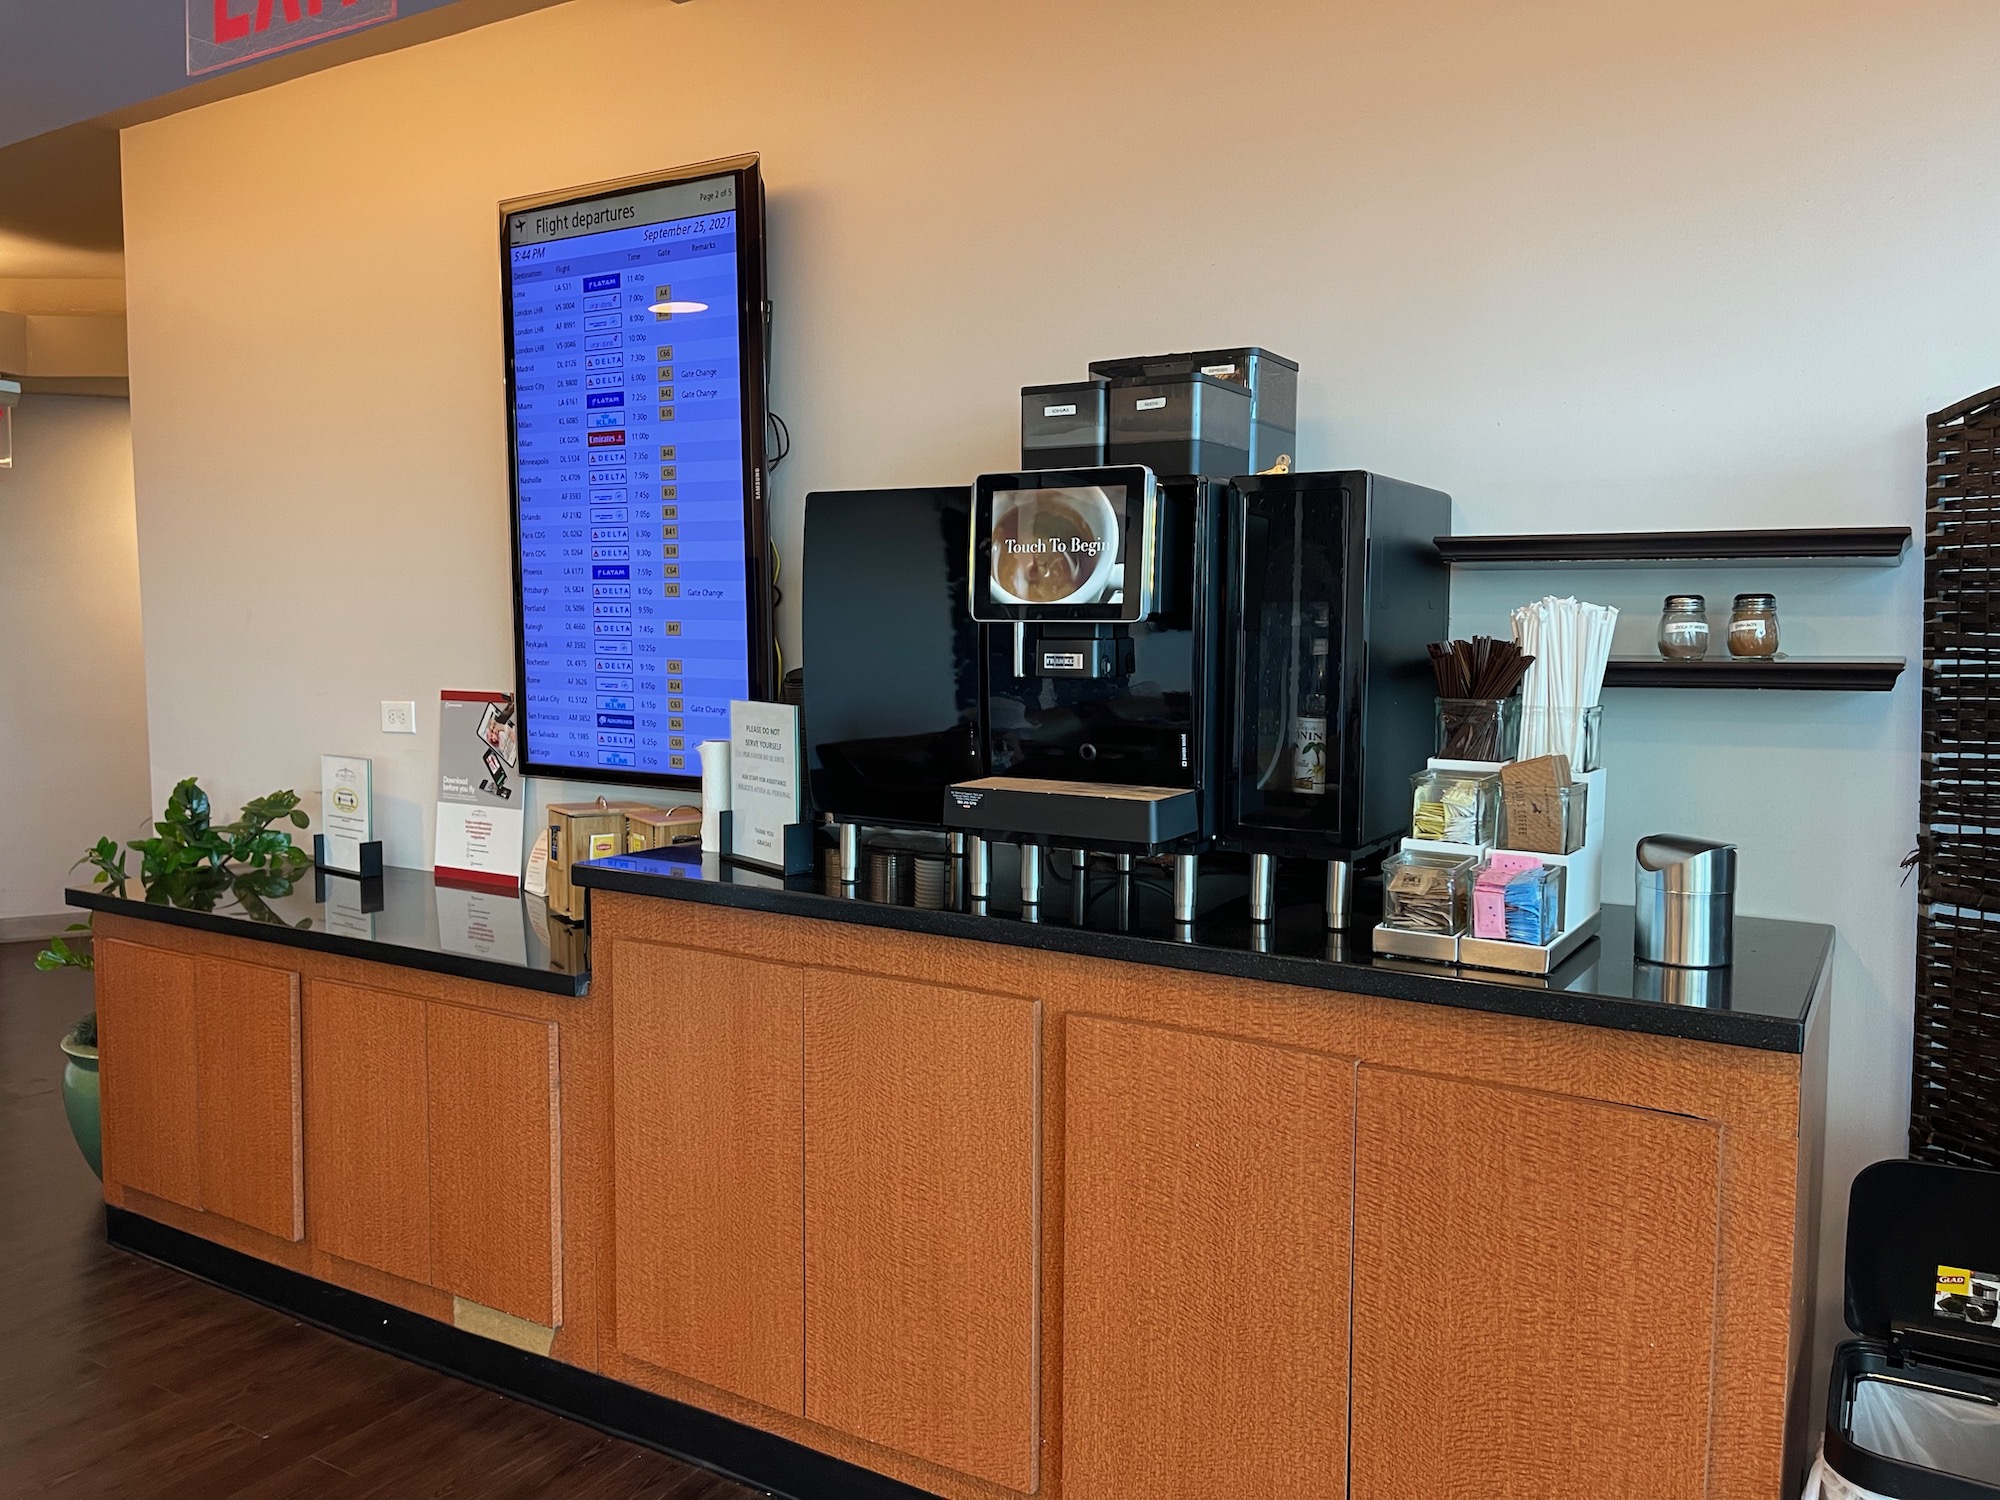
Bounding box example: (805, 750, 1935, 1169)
(803, 972, 1041, 1493)
(1351, 1068, 1723, 1500)
(1062, 1016, 1355, 1500)
(426, 1001, 562, 1327)
(193, 954, 303, 1241)
(96, 937, 201, 1209)
(302, 980, 431, 1284)
(611, 940, 804, 1415)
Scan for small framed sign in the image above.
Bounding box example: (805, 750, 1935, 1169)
(727, 701, 810, 874)
(317, 754, 379, 877)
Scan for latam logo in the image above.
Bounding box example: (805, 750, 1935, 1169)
(187, 0, 398, 77)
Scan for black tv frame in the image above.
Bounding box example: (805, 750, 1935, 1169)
(501, 154, 771, 790)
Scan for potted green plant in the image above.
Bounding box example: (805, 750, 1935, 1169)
(39, 777, 313, 1178)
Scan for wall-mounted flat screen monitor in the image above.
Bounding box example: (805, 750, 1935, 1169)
(503, 155, 769, 786)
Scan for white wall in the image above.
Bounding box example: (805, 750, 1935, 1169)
(0, 395, 151, 928)
(121, 0, 2000, 1392)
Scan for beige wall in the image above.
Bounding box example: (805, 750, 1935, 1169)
(120, 0, 2000, 1394)
(0, 395, 150, 928)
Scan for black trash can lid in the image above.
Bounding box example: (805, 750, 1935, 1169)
(1847, 1159, 2000, 1357)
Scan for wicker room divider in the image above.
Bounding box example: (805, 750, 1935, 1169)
(1912, 386, 2000, 1168)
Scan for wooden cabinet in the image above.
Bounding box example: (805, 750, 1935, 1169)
(92, 896, 1818, 1500)
(192, 954, 303, 1242)
(803, 971, 1041, 1493)
(428, 1000, 562, 1327)
(98, 937, 301, 1241)
(1061, 1016, 1355, 1500)
(303, 980, 431, 1285)
(97, 937, 201, 1209)
(1349, 1067, 1724, 1500)
(300, 980, 563, 1326)
(611, 940, 804, 1415)
(602, 929, 1042, 1486)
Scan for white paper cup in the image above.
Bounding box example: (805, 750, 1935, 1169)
(698, 739, 731, 851)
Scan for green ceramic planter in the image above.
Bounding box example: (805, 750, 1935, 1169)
(59, 1031, 102, 1179)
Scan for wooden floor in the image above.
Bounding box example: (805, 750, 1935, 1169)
(0, 940, 766, 1500)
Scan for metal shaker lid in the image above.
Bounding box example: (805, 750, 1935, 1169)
(1635, 835, 1737, 894)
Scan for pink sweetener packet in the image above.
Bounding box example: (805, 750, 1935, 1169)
(1472, 854, 1543, 939)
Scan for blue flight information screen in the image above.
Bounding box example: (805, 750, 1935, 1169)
(506, 173, 750, 779)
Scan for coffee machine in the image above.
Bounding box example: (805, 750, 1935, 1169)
(799, 344, 1451, 932)
(940, 464, 1225, 916)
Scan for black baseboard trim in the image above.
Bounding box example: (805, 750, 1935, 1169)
(105, 1208, 941, 1500)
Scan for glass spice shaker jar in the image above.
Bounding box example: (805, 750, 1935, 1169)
(1657, 595, 1710, 661)
(1727, 593, 1781, 658)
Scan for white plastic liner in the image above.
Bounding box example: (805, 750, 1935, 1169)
(1804, 1453, 1891, 1500)
(1805, 1378, 2000, 1497)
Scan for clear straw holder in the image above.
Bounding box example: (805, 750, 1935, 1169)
(1435, 698, 1521, 763)
(1517, 705, 1603, 772)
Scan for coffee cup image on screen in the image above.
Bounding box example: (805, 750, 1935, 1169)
(989, 486, 1124, 607)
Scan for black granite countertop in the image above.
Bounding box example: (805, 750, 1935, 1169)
(66, 867, 588, 996)
(576, 844, 1828, 1052)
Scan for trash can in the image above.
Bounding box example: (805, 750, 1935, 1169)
(1805, 1159, 2000, 1499)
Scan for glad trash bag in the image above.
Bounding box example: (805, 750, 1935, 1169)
(1804, 1451, 1891, 1500)
(1849, 1377, 2000, 1487)
(1812, 1376, 2000, 1496)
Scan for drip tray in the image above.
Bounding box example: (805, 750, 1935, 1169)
(944, 776, 1199, 851)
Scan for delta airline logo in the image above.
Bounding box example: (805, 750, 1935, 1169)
(187, 0, 398, 76)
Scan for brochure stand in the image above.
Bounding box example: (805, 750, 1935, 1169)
(313, 834, 383, 880)
(313, 861, 386, 913)
(717, 811, 816, 877)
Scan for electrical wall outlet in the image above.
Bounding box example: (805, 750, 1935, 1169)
(381, 700, 417, 734)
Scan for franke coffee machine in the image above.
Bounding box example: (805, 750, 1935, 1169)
(801, 346, 1450, 929)
(939, 466, 1226, 912)
(922, 464, 1446, 923)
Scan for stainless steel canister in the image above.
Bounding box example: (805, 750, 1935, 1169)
(1634, 835, 1737, 968)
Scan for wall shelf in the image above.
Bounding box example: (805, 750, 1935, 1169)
(1434, 527, 1912, 569)
(1601, 656, 1906, 691)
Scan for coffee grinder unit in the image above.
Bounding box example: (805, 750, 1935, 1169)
(1089, 347, 1299, 474)
(1021, 379, 1109, 469)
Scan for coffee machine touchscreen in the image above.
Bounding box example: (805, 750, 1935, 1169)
(971, 466, 1158, 622)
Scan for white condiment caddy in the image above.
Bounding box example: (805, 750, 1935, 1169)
(1373, 758, 1607, 975)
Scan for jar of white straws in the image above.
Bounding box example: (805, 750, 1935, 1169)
(1510, 596, 1617, 766)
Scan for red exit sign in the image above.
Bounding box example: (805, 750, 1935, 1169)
(186, 0, 399, 76)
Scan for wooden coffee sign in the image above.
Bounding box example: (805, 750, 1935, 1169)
(187, 0, 398, 76)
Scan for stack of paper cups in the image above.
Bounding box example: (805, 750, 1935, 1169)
(698, 739, 731, 852)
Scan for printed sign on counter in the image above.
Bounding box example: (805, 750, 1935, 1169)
(728, 700, 802, 871)
(434, 691, 525, 891)
(318, 754, 373, 876)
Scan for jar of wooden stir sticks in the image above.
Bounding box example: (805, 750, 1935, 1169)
(1428, 637, 1535, 761)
